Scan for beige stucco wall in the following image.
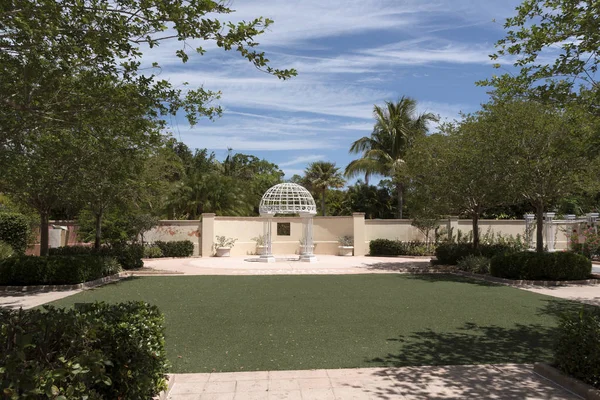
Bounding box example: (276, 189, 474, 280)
(211, 216, 353, 256)
(144, 220, 201, 255)
(364, 219, 442, 249)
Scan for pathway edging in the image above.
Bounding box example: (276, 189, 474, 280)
(454, 270, 600, 287)
(534, 363, 600, 400)
(0, 271, 132, 293)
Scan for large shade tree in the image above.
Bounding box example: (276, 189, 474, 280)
(304, 162, 346, 216)
(479, 100, 598, 252)
(407, 124, 507, 248)
(345, 97, 438, 218)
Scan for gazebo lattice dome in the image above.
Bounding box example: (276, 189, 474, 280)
(259, 183, 317, 216)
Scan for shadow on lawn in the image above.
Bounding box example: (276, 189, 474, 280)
(404, 273, 500, 287)
(358, 299, 583, 399)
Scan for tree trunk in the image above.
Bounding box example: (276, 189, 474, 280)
(321, 188, 326, 216)
(40, 212, 50, 256)
(396, 182, 403, 219)
(472, 212, 480, 249)
(94, 211, 103, 250)
(536, 203, 544, 253)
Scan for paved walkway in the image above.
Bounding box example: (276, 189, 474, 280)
(142, 255, 435, 276)
(164, 364, 579, 400)
(0, 288, 82, 310)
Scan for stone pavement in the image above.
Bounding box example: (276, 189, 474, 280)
(0, 288, 82, 310)
(522, 284, 600, 306)
(164, 364, 579, 400)
(142, 255, 435, 276)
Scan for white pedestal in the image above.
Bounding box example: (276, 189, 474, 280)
(258, 255, 276, 263)
(300, 254, 318, 263)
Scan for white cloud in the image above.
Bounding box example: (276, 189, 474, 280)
(279, 155, 326, 167)
(178, 132, 337, 151)
(282, 168, 305, 178)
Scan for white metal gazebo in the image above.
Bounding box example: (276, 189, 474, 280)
(258, 183, 317, 262)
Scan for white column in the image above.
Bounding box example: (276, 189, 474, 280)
(524, 213, 535, 250)
(300, 214, 317, 262)
(544, 212, 556, 252)
(259, 216, 275, 263)
(587, 213, 599, 233)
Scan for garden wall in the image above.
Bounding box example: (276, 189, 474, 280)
(34, 215, 579, 257)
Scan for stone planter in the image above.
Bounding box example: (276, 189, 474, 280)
(338, 246, 354, 256)
(256, 245, 267, 256)
(215, 247, 231, 257)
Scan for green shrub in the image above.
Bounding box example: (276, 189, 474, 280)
(555, 308, 600, 389)
(112, 243, 144, 269)
(434, 243, 517, 265)
(457, 255, 490, 274)
(0, 212, 29, 254)
(0, 241, 14, 260)
(50, 244, 144, 270)
(0, 255, 121, 285)
(144, 245, 164, 258)
(490, 251, 591, 281)
(49, 245, 98, 256)
(0, 302, 169, 399)
(369, 239, 433, 256)
(154, 240, 195, 257)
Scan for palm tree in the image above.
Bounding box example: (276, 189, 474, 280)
(345, 97, 438, 219)
(304, 161, 345, 216)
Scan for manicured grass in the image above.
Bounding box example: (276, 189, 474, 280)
(49, 274, 579, 373)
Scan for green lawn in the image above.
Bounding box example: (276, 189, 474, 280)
(49, 274, 580, 373)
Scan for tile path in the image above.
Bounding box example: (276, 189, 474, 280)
(164, 364, 580, 400)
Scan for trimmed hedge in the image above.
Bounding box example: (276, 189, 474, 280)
(0, 302, 169, 399)
(369, 239, 433, 256)
(555, 308, 600, 389)
(49, 244, 144, 270)
(0, 255, 121, 285)
(490, 251, 591, 281)
(0, 212, 29, 254)
(154, 240, 195, 257)
(434, 243, 518, 265)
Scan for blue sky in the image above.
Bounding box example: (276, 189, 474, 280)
(147, 0, 523, 178)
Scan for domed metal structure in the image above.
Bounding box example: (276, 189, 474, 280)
(257, 183, 317, 263)
(259, 183, 317, 216)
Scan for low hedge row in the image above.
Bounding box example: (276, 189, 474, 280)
(369, 239, 433, 256)
(555, 308, 600, 389)
(0, 302, 169, 399)
(0, 255, 121, 285)
(434, 243, 518, 265)
(49, 244, 144, 270)
(490, 251, 591, 281)
(153, 240, 195, 258)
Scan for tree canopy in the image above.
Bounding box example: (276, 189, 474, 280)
(481, 0, 600, 113)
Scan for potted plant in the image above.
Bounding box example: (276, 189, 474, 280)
(214, 235, 237, 257)
(338, 235, 354, 256)
(252, 234, 267, 255)
(299, 237, 314, 255)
